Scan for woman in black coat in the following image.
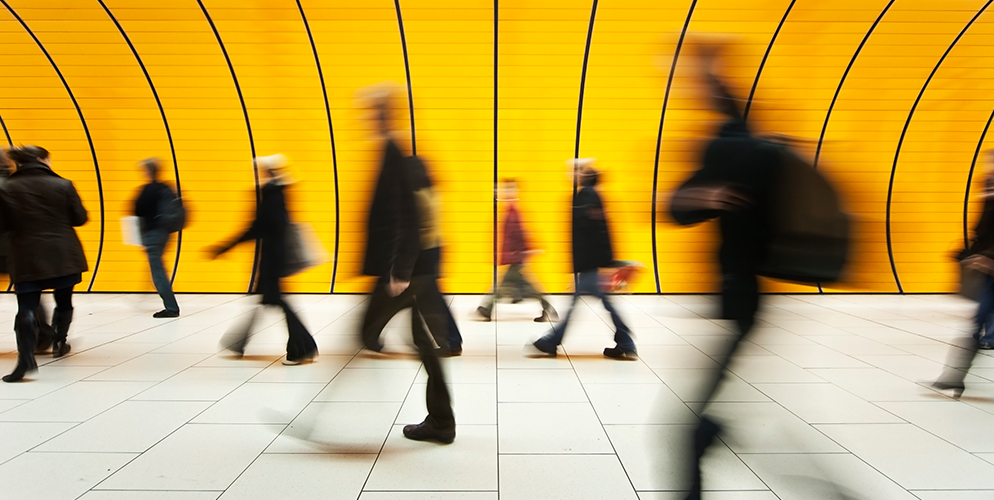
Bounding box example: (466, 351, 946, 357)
(0, 145, 88, 382)
(210, 155, 318, 365)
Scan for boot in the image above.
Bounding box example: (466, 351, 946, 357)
(34, 305, 54, 354)
(4, 311, 39, 382)
(51, 307, 73, 358)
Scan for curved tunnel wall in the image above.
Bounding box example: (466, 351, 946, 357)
(0, 0, 988, 294)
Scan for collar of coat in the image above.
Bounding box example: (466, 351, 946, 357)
(10, 162, 60, 178)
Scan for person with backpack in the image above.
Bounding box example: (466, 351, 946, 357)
(0, 145, 88, 382)
(210, 154, 318, 366)
(531, 160, 637, 360)
(134, 157, 182, 318)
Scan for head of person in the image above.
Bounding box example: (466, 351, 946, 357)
(6, 145, 51, 169)
(355, 81, 404, 138)
(498, 178, 519, 200)
(139, 157, 162, 182)
(255, 154, 295, 186)
(571, 158, 599, 188)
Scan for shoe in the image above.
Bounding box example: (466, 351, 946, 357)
(476, 306, 492, 322)
(282, 350, 318, 366)
(153, 310, 180, 318)
(603, 346, 638, 360)
(534, 310, 559, 323)
(52, 339, 71, 358)
(437, 345, 462, 357)
(531, 338, 557, 357)
(931, 380, 965, 399)
(403, 419, 455, 444)
(2, 362, 37, 383)
(981, 343, 994, 350)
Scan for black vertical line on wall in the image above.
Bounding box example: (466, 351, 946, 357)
(98, 0, 184, 286)
(573, 0, 598, 197)
(296, 0, 341, 294)
(964, 107, 994, 248)
(197, 0, 260, 294)
(1, 1, 106, 292)
(887, 0, 992, 294)
(394, 0, 417, 155)
(493, 1, 499, 291)
(650, 0, 697, 294)
(742, 0, 796, 121)
(814, 0, 894, 168)
(1, 115, 8, 293)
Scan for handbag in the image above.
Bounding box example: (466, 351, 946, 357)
(283, 222, 329, 277)
(961, 260, 986, 302)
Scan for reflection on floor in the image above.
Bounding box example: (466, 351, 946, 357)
(0, 292, 991, 499)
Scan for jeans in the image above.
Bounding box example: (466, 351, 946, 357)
(479, 264, 555, 317)
(540, 270, 634, 351)
(977, 275, 994, 345)
(142, 229, 179, 313)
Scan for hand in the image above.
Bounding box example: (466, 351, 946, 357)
(965, 255, 994, 275)
(672, 185, 750, 211)
(206, 245, 226, 260)
(388, 278, 410, 297)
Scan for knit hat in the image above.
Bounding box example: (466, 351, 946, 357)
(255, 154, 296, 185)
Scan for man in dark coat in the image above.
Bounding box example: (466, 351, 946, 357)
(358, 87, 456, 443)
(531, 160, 636, 359)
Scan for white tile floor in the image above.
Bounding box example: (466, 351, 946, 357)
(0, 292, 993, 499)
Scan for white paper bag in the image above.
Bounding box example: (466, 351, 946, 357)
(121, 216, 142, 246)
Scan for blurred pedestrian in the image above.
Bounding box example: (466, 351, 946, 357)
(933, 150, 994, 397)
(531, 160, 636, 360)
(0, 149, 56, 354)
(134, 157, 181, 318)
(477, 178, 558, 323)
(0, 145, 88, 382)
(358, 82, 456, 443)
(210, 154, 318, 366)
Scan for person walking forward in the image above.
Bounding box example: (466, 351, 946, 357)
(0, 146, 88, 382)
(134, 157, 181, 318)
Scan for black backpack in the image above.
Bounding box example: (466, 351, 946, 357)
(757, 142, 850, 284)
(157, 187, 187, 233)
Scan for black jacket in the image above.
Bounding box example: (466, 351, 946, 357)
(134, 181, 174, 232)
(222, 181, 289, 303)
(0, 163, 88, 283)
(572, 186, 614, 273)
(363, 140, 422, 281)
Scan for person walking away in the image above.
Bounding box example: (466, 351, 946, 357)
(134, 157, 181, 318)
(477, 178, 558, 323)
(0, 145, 88, 382)
(531, 160, 636, 360)
(210, 154, 318, 366)
(357, 82, 457, 442)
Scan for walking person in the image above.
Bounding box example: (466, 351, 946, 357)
(477, 178, 558, 323)
(933, 150, 994, 396)
(358, 82, 457, 442)
(210, 154, 318, 366)
(531, 160, 637, 360)
(134, 157, 181, 318)
(0, 145, 88, 382)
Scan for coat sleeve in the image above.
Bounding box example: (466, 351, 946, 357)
(388, 161, 421, 282)
(66, 182, 88, 227)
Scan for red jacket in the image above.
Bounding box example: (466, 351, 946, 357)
(500, 203, 528, 265)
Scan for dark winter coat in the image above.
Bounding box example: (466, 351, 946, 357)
(227, 181, 289, 303)
(363, 139, 422, 281)
(0, 162, 88, 284)
(500, 203, 528, 266)
(572, 185, 614, 273)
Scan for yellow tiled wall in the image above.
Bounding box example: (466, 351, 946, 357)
(0, 0, 988, 294)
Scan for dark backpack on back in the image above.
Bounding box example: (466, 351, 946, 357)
(157, 187, 187, 233)
(757, 143, 850, 284)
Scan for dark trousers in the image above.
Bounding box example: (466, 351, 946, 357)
(361, 276, 455, 429)
(221, 295, 317, 360)
(17, 287, 73, 319)
(12, 287, 74, 369)
(540, 270, 634, 350)
(479, 264, 555, 316)
(142, 229, 179, 313)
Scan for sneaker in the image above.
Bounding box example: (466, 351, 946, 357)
(981, 343, 994, 350)
(403, 419, 455, 444)
(534, 310, 559, 323)
(603, 346, 638, 360)
(476, 306, 492, 322)
(531, 338, 557, 357)
(153, 310, 180, 318)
